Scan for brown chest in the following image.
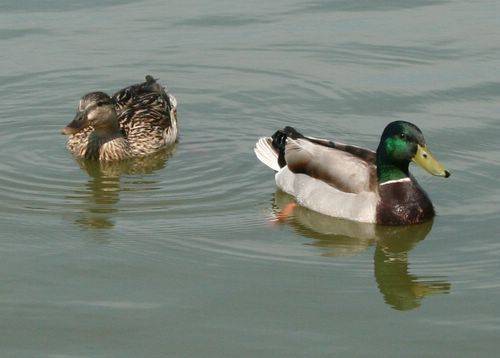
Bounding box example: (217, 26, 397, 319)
(376, 179, 435, 225)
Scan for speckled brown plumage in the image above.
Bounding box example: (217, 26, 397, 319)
(65, 76, 178, 161)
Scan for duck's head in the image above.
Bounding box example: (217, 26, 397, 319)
(376, 121, 450, 180)
(62, 92, 118, 135)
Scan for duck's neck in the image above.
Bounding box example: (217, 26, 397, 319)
(86, 129, 131, 161)
(376, 151, 410, 184)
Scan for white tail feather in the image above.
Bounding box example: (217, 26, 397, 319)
(254, 137, 281, 171)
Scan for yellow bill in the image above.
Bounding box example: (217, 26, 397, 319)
(412, 145, 450, 178)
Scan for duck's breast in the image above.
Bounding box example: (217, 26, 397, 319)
(376, 179, 435, 225)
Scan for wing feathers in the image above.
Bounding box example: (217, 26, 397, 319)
(284, 138, 375, 193)
(254, 137, 281, 171)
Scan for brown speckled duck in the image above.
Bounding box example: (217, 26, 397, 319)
(254, 122, 450, 225)
(62, 76, 178, 161)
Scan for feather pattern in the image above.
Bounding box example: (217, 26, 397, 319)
(274, 137, 379, 223)
(65, 76, 178, 161)
(284, 138, 376, 194)
(255, 133, 380, 222)
(254, 137, 281, 171)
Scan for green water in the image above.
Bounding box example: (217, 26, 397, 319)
(0, 0, 499, 356)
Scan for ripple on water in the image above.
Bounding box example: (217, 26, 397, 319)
(0, 81, 268, 240)
(0, 60, 497, 288)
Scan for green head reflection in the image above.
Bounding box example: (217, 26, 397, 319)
(373, 223, 450, 311)
(273, 190, 451, 311)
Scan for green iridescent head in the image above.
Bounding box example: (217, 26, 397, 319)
(376, 121, 450, 183)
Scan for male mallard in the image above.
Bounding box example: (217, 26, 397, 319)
(254, 121, 450, 225)
(62, 76, 178, 161)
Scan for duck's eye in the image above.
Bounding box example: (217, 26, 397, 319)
(96, 101, 104, 107)
(400, 133, 406, 140)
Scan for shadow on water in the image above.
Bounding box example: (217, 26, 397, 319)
(68, 147, 176, 230)
(273, 190, 450, 311)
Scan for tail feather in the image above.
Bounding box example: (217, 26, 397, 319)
(254, 137, 281, 171)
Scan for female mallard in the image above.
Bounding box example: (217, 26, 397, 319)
(254, 122, 450, 225)
(62, 76, 178, 161)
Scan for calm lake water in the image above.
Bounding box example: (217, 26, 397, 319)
(1, 0, 499, 356)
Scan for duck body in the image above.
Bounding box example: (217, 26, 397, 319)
(255, 122, 449, 225)
(64, 76, 178, 161)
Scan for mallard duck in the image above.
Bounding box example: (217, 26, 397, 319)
(62, 75, 178, 161)
(254, 121, 450, 225)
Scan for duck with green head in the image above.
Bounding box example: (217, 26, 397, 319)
(254, 121, 450, 225)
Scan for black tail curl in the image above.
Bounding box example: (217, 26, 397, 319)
(271, 126, 305, 168)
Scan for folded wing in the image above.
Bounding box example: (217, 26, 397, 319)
(284, 138, 376, 194)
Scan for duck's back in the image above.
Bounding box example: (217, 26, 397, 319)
(112, 76, 178, 156)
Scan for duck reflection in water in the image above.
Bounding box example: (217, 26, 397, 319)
(273, 190, 450, 311)
(69, 147, 175, 230)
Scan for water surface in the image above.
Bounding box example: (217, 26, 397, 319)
(0, 0, 499, 356)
